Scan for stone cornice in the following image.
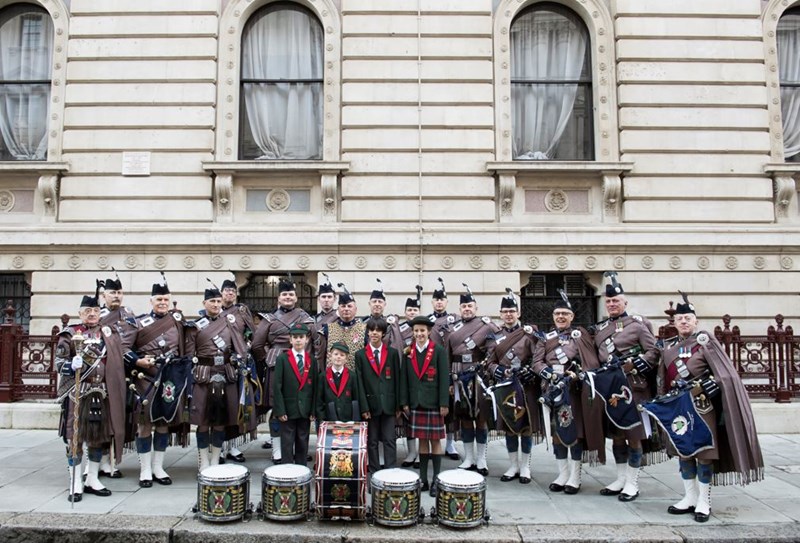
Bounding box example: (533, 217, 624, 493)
(487, 161, 634, 174)
(0, 162, 69, 174)
(202, 161, 350, 174)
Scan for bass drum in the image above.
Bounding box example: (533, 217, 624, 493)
(315, 421, 368, 521)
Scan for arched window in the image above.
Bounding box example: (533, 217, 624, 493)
(777, 8, 800, 162)
(510, 3, 593, 160)
(239, 2, 323, 160)
(0, 4, 53, 161)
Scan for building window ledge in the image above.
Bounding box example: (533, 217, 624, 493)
(765, 163, 800, 222)
(487, 161, 633, 223)
(203, 161, 349, 223)
(0, 162, 69, 221)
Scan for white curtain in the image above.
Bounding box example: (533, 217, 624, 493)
(0, 10, 52, 160)
(511, 10, 587, 160)
(778, 14, 800, 160)
(242, 7, 323, 160)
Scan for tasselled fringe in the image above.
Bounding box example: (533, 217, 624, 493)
(712, 467, 765, 487)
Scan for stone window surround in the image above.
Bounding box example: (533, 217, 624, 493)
(0, 0, 69, 221)
(211, 0, 344, 223)
(491, 0, 622, 223)
(764, 0, 800, 222)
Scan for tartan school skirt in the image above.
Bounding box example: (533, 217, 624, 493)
(409, 408, 446, 440)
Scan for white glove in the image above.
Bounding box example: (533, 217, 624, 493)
(71, 355, 83, 370)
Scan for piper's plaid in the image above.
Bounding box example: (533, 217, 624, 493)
(409, 408, 445, 439)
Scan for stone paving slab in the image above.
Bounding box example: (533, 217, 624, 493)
(518, 524, 683, 543)
(0, 513, 180, 543)
(673, 523, 800, 543)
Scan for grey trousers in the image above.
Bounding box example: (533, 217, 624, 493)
(280, 418, 310, 466)
(368, 413, 397, 475)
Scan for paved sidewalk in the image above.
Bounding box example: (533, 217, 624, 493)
(0, 429, 798, 542)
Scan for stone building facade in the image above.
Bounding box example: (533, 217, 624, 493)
(0, 0, 798, 334)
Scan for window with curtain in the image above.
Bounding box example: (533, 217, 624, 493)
(0, 5, 53, 161)
(510, 3, 593, 161)
(778, 9, 800, 163)
(239, 2, 323, 160)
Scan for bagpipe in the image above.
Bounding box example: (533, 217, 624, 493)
(485, 367, 534, 436)
(578, 350, 645, 432)
(638, 372, 717, 458)
(538, 362, 579, 447)
(127, 352, 195, 425)
(451, 365, 488, 420)
(235, 353, 262, 428)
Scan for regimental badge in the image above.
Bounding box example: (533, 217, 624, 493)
(557, 404, 573, 427)
(671, 415, 689, 436)
(387, 315, 396, 324)
(571, 329, 581, 339)
(140, 316, 154, 328)
(632, 315, 643, 323)
(453, 322, 463, 332)
(545, 330, 558, 340)
(101, 326, 112, 338)
(195, 317, 209, 330)
(173, 312, 182, 322)
(697, 333, 709, 346)
(481, 316, 491, 325)
(524, 325, 533, 334)
(161, 381, 176, 403)
(226, 314, 236, 324)
(447, 315, 455, 324)
(399, 322, 408, 332)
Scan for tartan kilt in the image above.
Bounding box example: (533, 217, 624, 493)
(409, 408, 445, 440)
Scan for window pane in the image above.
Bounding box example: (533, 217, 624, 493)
(240, 4, 323, 160)
(512, 83, 593, 160)
(511, 5, 593, 160)
(0, 7, 53, 161)
(778, 12, 800, 160)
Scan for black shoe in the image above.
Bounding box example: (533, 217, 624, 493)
(420, 481, 429, 492)
(563, 485, 580, 495)
(429, 481, 437, 497)
(153, 475, 172, 486)
(500, 473, 519, 482)
(380, 464, 385, 470)
(618, 491, 638, 502)
(519, 476, 531, 485)
(261, 442, 273, 449)
(401, 460, 414, 467)
(477, 467, 489, 476)
(99, 469, 123, 479)
(84, 485, 112, 497)
(226, 452, 246, 463)
(139, 479, 153, 488)
(459, 464, 477, 471)
(447, 452, 460, 461)
(549, 482, 565, 492)
(599, 487, 623, 496)
(218, 456, 226, 464)
(413, 460, 420, 469)
(694, 511, 710, 523)
(68, 493, 82, 503)
(667, 505, 695, 515)
(273, 458, 283, 465)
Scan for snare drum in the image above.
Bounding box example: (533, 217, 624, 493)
(435, 469, 487, 529)
(197, 464, 250, 522)
(261, 464, 313, 521)
(370, 468, 421, 527)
